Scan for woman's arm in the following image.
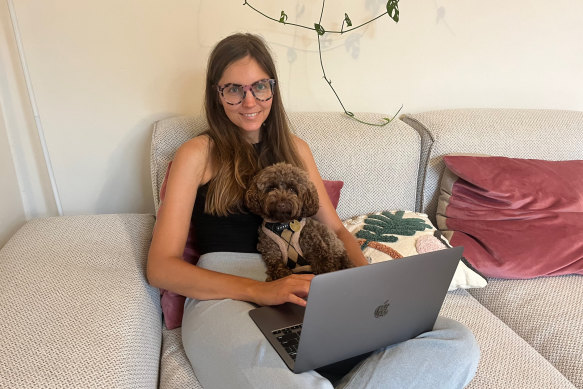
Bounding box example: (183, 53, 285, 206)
(293, 136, 369, 267)
(147, 137, 313, 306)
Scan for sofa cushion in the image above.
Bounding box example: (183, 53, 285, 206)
(401, 109, 583, 223)
(343, 210, 487, 290)
(441, 289, 576, 388)
(160, 325, 202, 389)
(0, 214, 161, 388)
(151, 116, 209, 214)
(469, 276, 583, 388)
(290, 112, 421, 219)
(437, 155, 583, 279)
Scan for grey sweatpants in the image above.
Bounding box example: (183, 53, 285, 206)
(182, 252, 480, 389)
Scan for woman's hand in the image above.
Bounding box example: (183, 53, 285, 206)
(251, 274, 314, 307)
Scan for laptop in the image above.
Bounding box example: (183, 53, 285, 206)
(249, 246, 463, 373)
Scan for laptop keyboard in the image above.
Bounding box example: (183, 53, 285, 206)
(272, 324, 303, 360)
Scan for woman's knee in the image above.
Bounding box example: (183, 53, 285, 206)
(434, 317, 481, 373)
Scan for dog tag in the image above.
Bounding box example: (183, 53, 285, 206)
(289, 220, 301, 232)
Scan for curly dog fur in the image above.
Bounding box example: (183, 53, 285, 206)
(245, 162, 352, 281)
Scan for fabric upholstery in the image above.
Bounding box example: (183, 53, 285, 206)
(160, 325, 202, 389)
(438, 155, 583, 278)
(151, 116, 210, 214)
(399, 114, 435, 213)
(469, 276, 583, 388)
(401, 108, 583, 224)
(440, 290, 576, 389)
(290, 112, 421, 219)
(151, 113, 422, 220)
(0, 214, 161, 388)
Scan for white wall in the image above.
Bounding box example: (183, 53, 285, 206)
(1, 1, 58, 247)
(2, 0, 583, 218)
(0, 3, 24, 248)
(0, 107, 25, 248)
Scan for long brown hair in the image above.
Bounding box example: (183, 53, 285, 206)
(203, 33, 304, 216)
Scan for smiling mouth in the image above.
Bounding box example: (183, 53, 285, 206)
(242, 112, 260, 118)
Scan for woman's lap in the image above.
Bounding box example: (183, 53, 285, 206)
(182, 252, 332, 388)
(181, 252, 479, 389)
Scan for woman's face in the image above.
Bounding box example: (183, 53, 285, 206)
(217, 55, 273, 143)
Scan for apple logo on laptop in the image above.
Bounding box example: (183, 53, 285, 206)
(374, 300, 390, 318)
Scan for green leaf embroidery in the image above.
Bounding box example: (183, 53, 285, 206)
(356, 211, 433, 249)
(386, 0, 400, 23)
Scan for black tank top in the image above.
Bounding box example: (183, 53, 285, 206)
(191, 182, 262, 255)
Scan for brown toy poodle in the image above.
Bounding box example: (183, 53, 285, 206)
(245, 162, 353, 281)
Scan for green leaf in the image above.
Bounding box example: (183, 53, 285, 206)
(279, 10, 288, 23)
(356, 211, 433, 249)
(386, 0, 400, 23)
(344, 13, 353, 27)
(314, 23, 326, 36)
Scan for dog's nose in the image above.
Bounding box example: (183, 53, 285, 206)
(277, 201, 291, 213)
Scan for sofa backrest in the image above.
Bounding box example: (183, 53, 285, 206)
(401, 108, 583, 223)
(150, 116, 208, 214)
(150, 112, 422, 220)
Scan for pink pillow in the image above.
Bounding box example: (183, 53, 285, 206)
(438, 155, 583, 279)
(158, 161, 344, 329)
(323, 180, 344, 209)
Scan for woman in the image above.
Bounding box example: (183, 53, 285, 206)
(147, 33, 479, 388)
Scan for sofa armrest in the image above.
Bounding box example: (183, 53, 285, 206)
(0, 214, 161, 388)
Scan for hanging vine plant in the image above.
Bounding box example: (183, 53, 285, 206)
(244, 0, 402, 126)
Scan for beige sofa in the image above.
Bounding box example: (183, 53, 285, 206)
(1, 109, 581, 388)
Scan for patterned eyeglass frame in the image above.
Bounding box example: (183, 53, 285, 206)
(216, 78, 276, 105)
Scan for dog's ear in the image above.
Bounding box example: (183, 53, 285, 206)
(245, 176, 262, 214)
(301, 179, 320, 217)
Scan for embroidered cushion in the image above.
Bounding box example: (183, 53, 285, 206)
(343, 210, 488, 291)
(437, 155, 583, 279)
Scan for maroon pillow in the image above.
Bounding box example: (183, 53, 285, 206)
(323, 179, 344, 209)
(158, 161, 344, 329)
(438, 155, 583, 279)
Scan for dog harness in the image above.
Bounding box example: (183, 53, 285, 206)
(262, 219, 312, 274)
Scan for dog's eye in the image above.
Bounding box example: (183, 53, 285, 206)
(287, 187, 298, 195)
(265, 185, 278, 193)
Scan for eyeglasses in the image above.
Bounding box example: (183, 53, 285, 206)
(217, 79, 276, 105)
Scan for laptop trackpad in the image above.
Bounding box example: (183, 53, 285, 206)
(250, 303, 306, 330)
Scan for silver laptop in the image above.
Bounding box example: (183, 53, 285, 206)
(249, 246, 463, 373)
